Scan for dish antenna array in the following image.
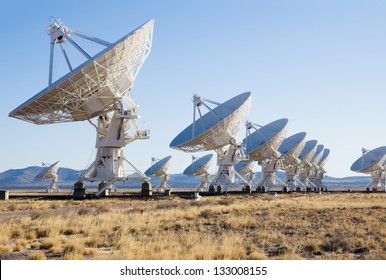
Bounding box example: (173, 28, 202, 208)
(351, 146, 386, 191)
(170, 92, 252, 192)
(183, 154, 213, 191)
(277, 132, 307, 191)
(34, 161, 60, 192)
(9, 19, 155, 196)
(144, 156, 172, 192)
(242, 119, 288, 191)
(310, 148, 330, 189)
(299, 144, 324, 190)
(295, 140, 318, 191)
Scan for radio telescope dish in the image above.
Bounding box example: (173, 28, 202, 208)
(183, 154, 213, 191)
(234, 161, 255, 174)
(10, 19, 154, 124)
(183, 154, 213, 176)
(311, 148, 330, 189)
(298, 140, 318, 163)
(311, 145, 325, 165)
(277, 132, 307, 191)
(145, 156, 172, 192)
(308, 145, 324, 189)
(298, 140, 318, 190)
(170, 92, 251, 192)
(9, 19, 154, 197)
(351, 146, 386, 191)
(35, 161, 60, 192)
(318, 148, 330, 168)
(243, 118, 288, 161)
(278, 132, 307, 165)
(351, 146, 386, 173)
(170, 92, 251, 152)
(243, 118, 288, 191)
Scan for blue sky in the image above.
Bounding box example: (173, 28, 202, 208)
(0, 0, 385, 178)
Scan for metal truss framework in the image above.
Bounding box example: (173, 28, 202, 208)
(10, 19, 154, 125)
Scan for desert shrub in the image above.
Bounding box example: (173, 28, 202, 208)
(7, 203, 16, 211)
(36, 229, 50, 238)
(62, 252, 85, 260)
(247, 251, 268, 260)
(77, 207, 93, 216)
(199, 209, 213, 219)
(25, 230, 36, 240)
(0, 246, 12, 253)
(28, 251, 46, 260)
(30, 241, 41, 250)
(40, 239, 56, 250)
(303, 241, 321, 254)
(60, 228, 75, 236)
(321, 237, 350, 253)
(97, 205, 110, 214)
(14, 239, 27, 252)
(62, 242, 86, 258)
(11, 228, 24, 238)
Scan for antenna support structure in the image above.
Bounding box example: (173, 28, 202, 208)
(9, 19, 155, 197)
(192, 94, 250, 193)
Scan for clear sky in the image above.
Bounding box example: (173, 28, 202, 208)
(0, 0, 385, 178)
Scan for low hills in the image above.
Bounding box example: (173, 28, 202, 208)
(0, 166, 371, 189)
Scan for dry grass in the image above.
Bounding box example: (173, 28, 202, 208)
(0, 192, 385, 260)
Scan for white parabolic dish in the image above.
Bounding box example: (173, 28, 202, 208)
(170, 92, 252, 152)
(243, 118, 288, 161)
(9, 20, 154, 124)
(311, 144, 325, 165)
(318, 149, 330, 168)
(35, 161, 60, 179)
(234, 161, 255, 174)
(298, 140, 318, 163)
(350, 146, 386, 173)
(183, 154, 213, 176)
(144, 156, 172, 177)
(278, 132, 307, 164)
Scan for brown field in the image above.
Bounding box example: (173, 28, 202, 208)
(0, 191, 385, 260)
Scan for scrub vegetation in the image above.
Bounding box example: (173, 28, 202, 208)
(0, 192, 385, 260)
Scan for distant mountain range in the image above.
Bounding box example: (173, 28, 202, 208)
(0, 166, 371, 189)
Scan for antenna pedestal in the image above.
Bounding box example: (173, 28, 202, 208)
(156, 174, 171, 193)
(83, 106, 148, 196)
(259, 158, 280, 191)
(368, 170, 385, 192)
(47, 178, 60, 193)
(242, 171, 254, 189)
(197, 174, 210, 191)
(299, 168, 317, 191)
(210, 142, 249, 192)
(314, 170, 326, 189)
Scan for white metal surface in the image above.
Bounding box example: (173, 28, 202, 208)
(278, 132, 307, 166)
(243, 118, 288, 161)
(183, 154, 213, 191)
(9, 20, 154, 124)
(145, 156, 172, 176)
(318, 148, 330, 168)
(170, 92, 251, 152)
(311, 144, 325, 165)
(298, 140, 318, 164)
(350, 146, 386, 191)
(170, 92, 252, 192)
(351, 146, 386, 173)
(183, 154, 213, 176)
(35, 161, 60, 192)
(144, 156, 172, 191)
